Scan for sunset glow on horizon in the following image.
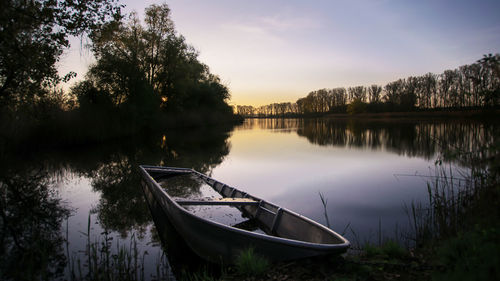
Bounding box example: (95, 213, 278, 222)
(59, 0, 500, 107)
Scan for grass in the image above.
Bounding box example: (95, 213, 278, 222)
(364, 240, 408, 260)
(318, 191, 331, 228)
(404, 164, 476, 248)
(234, 247, 269, 277)
(179, 268, 220, 281)
(401, 140, 500, 280)
(433, 227, 500, 281)
(65, 213, 172, 281)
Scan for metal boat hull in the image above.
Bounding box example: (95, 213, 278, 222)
(140, 165, 350, 264)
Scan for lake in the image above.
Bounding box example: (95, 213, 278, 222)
(1, 117, 497, 279)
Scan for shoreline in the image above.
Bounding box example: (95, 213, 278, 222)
(324, 109, 499, 120)
(241, 108, 500, 121)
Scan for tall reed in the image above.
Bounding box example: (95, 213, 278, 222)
(405, 138, 498, 249)
(65, 213, 174, 281)
(318, 191, 331, 228)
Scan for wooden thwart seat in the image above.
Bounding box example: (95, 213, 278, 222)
(174, 197, 259, 206)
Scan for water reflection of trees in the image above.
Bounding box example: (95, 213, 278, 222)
(236, 118, 300, 132)
(0, 170, 69, 280)
(21, 129, 218, 241)
(66, 127, 229, 232)
(295, 119, 497, 161)
(234, 118, 496, 162)
(0, 124, 232, 278)
(82, 126, 231, 236)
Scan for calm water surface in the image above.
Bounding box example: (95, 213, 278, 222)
(2, 118, 497, 279)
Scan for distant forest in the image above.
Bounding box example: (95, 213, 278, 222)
(0, 1, 238, 146)
(236, 54, 500, 117)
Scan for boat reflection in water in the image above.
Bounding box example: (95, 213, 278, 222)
(142, 173, 206, 277)
(140, 165, 350, 264)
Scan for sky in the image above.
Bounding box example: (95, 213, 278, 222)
(58, 0, 500, 107)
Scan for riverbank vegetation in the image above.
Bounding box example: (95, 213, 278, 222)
(236, 54, 499, 117)
(219, 137, 499, 280)
(0, 1, 239, 151)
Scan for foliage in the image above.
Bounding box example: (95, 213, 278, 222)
(80, 3, 233, 120)
(347, 98, 367, 114)
(0, 0, 122, 108)
(0, 2, 237, 147)
(235, 247, 269, 276)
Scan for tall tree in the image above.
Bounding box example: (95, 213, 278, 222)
(401, 77, 418, 110)
(144, 4, 175, 88)
(348, 86, 367, 102)
(0, 0, 122, 107)
(418, 73, 437, 108)
(368, 85, 382, 103)
(384, 80, 403, 105)
(83, 3, 231, 116)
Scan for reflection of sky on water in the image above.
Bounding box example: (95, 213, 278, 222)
(34, 118, 492, 278)
(212, 119, 454, 244)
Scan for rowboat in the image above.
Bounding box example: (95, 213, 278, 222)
(139, 165, 350, 263)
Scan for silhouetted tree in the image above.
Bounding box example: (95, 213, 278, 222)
(384, 79, 403, 107)
(401, 77, 418, 111)
(347, 98, 367, 114)
(0, 0, 122, 108)
(83, 3, 232, 119)
(348, 86, 367, 102)
(237, 105, 255, 116)
(418, 73, 437, 108)
(368, 85, 382, 103)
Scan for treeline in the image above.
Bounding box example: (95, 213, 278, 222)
(236, 54, 500, 117)
(0, 1, 238, 147)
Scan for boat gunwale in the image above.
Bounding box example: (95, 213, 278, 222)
(139, 165, 350, 251)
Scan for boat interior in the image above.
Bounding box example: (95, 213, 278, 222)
(146, 167, 345, 245)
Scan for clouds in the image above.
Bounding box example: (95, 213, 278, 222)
(59, 0, 500, 106)
(258, 13, 322, 31)
(219, 10, 323, 47)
